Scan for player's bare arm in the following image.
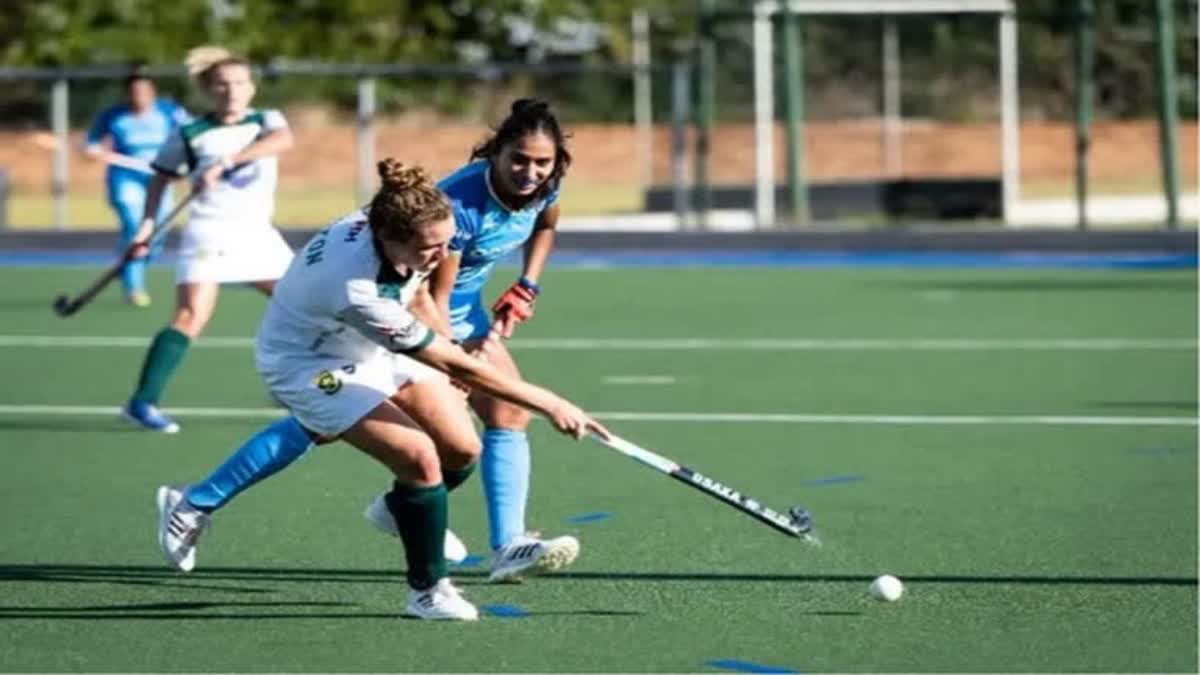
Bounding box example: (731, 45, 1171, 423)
(410, 279, 455, 339)
(129, 172, 175, 256)
(521, 203, 559, 285)
(414, 334, 607, 440)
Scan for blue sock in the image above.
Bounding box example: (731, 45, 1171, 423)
(185, 416, 315, 512)
(481, 428, 531, 550)
(122, 258, 146, 295)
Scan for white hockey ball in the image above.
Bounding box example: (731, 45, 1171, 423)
(869, 575, 904, 602)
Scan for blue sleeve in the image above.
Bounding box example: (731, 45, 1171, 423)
(449, 201, 478, 254)
(85, 107, 115, 146)
(160, 100, 191, 127)
(543, 184, 561, 208)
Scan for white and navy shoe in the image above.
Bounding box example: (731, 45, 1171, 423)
(123, 400, 180, 434)
(405, 578, 479, 621)
(156, 485, 209, 572)
(363, 493, 469, 564)
(488, 533, 580, 583)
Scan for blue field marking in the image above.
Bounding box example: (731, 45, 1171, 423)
(800, 474, 865, 487)
(1, 249, 1195, 269)
(705, 658, 799, 673)
(548, 250, 1198, 270)
(450, 554, 484, 568)
(566, 510, 613, 524)
(481, 604, 529, 618)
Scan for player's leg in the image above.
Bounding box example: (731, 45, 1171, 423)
(156, 416, 321, 571)
(364, 358, 478, 561)
(342, 401, 478, 621)
(123, 282, 220, 433)
(113, 193, 150, 306)
(463, 336, 580, 582)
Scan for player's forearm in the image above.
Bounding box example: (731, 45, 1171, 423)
(228, 128, 294, 165)
(521, 207, 559, 283)
(419, 337, 559, 416)
(411, 286, 455, 339)
(138, 174, 172, 227)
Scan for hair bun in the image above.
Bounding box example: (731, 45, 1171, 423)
(185, 45, 234, 78)
(511, 98, 548, 116)
(376, 158, 430, 192)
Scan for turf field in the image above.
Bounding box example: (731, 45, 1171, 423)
(0, 263, 1195, 672)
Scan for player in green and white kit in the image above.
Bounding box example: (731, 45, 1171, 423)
(157, 160, 607, 620)
(121, 48, 294, 433)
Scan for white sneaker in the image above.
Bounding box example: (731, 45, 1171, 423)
(404, 578, 479, 621)
(156, 485, 209, 572)
(488, 533, 580, 583)
(363, 493, 469, 564)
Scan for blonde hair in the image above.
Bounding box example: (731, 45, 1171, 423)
(184, 45, 251, 85)
(368, 159, 452, 242)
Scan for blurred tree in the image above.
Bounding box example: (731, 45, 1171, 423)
(0, 0, 1192, 123)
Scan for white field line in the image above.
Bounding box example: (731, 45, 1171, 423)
(603, 375, 679, 385)
(0, 405, 1193, 427)
(0, 335, 1193, 351)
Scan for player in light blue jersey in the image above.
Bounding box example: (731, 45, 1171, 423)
(152, 101, 583, 583)
(427, 99, 578, 581)
(84, 71, 190, 307)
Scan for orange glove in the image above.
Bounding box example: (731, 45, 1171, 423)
(491, 278, 539, 338)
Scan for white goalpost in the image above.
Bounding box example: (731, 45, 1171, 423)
(751, 0, 1020, 227)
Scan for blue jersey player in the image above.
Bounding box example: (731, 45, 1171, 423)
(425, 99, 577, 581)
(84, 72, 189, 306)
(153, 100, 582, 584)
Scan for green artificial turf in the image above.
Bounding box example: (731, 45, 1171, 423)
(0, 265, 1194, 672)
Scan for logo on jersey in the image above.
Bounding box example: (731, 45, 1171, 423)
(313, 370, 342, 395)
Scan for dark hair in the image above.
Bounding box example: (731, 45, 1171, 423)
(470, 98, 571, 201)
(123, 63, 153, 90)
(368, 158, 452, 243)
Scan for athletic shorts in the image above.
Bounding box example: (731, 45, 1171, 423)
(257, 350, 446, 437)
(176, 222, 294, 284)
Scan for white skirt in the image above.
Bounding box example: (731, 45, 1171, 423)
(175, 221, 295, 284)
(257, 349, 446, 437)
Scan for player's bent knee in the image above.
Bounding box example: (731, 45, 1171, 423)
(406, 442, 443, 485)
(170, 310, 207, 338)
(440, 434, 482, 469)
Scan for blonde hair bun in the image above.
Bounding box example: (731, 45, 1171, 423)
(377, 159, 432, 192)
(185, 45, 234, 79)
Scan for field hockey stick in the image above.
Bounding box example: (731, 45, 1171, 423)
(589, 433, 820, 543)
(28, 131, 155, 175)
(51, 190, 196, 317)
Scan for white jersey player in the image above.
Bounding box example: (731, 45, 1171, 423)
(155, 159, 608, 621)
(121, 47, 294, 433)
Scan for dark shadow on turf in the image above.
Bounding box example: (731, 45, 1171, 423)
(1087, 400, 1198, 412)
(870, 277, 1197, 293)
(2, 564, 1194, 588)
(0, 419, 143, 434)
(0, 565, 274, 594)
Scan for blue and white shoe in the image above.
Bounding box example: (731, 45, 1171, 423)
(488, 533, 580, 583)
(122, 400, 180, 434)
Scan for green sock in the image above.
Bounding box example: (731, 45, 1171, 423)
(131, 328, 191, 405)
(384, 481, 448, 590)
(443, 463, 476, 493)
